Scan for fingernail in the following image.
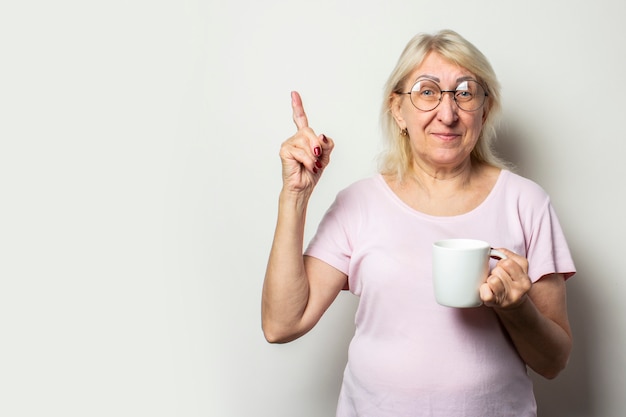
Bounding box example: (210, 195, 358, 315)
(313, 167, 318, 174)
(321, 134, 328, 144)
(316, 160, 323, 169)
(314, 146, 321, 157)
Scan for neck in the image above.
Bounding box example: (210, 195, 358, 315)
(411, 159, 474, 185)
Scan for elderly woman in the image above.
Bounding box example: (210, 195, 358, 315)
(262, 29, 575, 417)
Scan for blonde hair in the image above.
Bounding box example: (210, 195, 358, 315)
(379, 29, 508, 180)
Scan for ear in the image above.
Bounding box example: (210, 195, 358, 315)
(481, 97, 491, 123)
(390, 94, 407, 131)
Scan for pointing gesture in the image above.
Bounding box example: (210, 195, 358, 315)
(279, 91, 334, 195)
(291, 91, 309, 130)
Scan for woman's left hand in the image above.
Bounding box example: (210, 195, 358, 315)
(480, 248, 532, 309)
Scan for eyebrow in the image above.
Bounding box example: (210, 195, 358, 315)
(414, 74, 476, 84)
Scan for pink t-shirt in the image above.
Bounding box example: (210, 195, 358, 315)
(305, 170, 575, 417)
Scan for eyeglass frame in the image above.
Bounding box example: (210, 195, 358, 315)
(399, 78, 489, 112)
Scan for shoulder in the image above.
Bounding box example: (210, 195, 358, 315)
(335, 175, 385, 200)
(499, 170, 550, 200)
(493, 171, 556, 225)
(325, 175, 389, 219)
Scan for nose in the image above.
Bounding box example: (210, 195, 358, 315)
(436, 92, 459, 124)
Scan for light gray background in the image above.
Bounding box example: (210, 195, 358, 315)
(1, 1, 624, 416)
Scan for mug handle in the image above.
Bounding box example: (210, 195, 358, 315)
(490, 248, 508, 260)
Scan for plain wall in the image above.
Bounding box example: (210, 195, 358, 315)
(1, 0, 624, 416)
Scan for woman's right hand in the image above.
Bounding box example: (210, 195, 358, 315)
(279, 91, 334, 195)
(263, 92, 341, 344)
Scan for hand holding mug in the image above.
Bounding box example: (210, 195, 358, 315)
(432, 239, 508, 308)
(479, 248, 532, 309)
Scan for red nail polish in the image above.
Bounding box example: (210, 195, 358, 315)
(313, 167, 318, 174)
(322, 134, 328, 144)
(316, 160, 323, 169)
(314, 147, 321, 157)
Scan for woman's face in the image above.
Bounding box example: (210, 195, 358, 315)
(392, 52, 486, 172)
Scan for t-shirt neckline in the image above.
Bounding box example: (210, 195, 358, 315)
(374, 169, 508, 220)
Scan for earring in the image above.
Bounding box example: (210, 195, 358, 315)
(401, 128, 408, 137)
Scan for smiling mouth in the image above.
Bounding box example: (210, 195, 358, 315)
(432, 133, 459, 140)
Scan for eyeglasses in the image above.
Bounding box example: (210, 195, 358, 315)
(401, 79, 488, 112)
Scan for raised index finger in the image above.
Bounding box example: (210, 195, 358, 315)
(291, 91, 309, 130)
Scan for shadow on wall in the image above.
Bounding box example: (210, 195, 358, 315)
(496, 123, 594, 416)
(531, 268, 595, 417)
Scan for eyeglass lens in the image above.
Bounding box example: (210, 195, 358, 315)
(409, 80, 486, 111)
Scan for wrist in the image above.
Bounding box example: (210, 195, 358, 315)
(493, 294, 532, 318)
(279, 188, 312, 210)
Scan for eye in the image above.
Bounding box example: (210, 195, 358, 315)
(412, 80, 440, 100)
(455, 80, 478, 101)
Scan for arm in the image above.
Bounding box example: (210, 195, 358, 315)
(261, 92, 347, 344)
(480, 249, 572, 379)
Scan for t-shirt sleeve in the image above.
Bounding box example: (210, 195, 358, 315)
(526, 197, 576, 282)
(304, 190, 355, 277)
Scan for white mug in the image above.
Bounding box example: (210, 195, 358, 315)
(432, 239, 507, 308)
